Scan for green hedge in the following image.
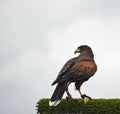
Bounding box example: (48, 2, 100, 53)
(36, 98, 120, 114)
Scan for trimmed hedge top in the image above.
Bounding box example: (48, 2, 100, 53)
(36, 98, 120, 114)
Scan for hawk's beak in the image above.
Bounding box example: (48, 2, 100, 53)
(74, 48, 80, 54)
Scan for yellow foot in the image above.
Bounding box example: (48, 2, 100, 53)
(79, 94, 92, 104)
(80, 97, 89, 103)
(66, 95, 72, 101)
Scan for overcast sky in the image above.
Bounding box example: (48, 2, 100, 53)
(1, 0, 120, 114)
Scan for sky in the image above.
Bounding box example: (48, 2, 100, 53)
(0, 0, 120, 114)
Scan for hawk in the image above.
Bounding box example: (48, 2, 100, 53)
(49, 45, 97, 106)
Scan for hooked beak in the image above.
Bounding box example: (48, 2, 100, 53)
(74, 48, 80, 54)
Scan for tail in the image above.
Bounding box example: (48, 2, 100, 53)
(49, 82, 67, 106)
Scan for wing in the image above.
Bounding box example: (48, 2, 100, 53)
(52, 57, 77, 85)
(59, 60, 97, 83)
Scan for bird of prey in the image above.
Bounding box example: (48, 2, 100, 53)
(49, 45, 97, 106)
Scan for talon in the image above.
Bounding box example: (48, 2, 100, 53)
(80, 94, 92, 103)
(81, 94, 92, 100)
(66, 95, 72, 101)
(83, 97, 89, 103)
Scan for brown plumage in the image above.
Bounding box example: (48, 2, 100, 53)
(49, 45, 97, 106)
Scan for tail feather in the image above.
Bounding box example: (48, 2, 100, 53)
(49, 82, 67, 106)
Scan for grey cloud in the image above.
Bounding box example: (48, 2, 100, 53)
(0, 15, 49, 66)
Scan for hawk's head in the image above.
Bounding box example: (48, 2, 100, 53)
(74, 45, 92, 54)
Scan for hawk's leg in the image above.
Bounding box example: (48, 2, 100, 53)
(66, 91, 72, 101)
(75, 81, 92, 103)
(66, 85, 72, 101)
(78, 90, 92, 103)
